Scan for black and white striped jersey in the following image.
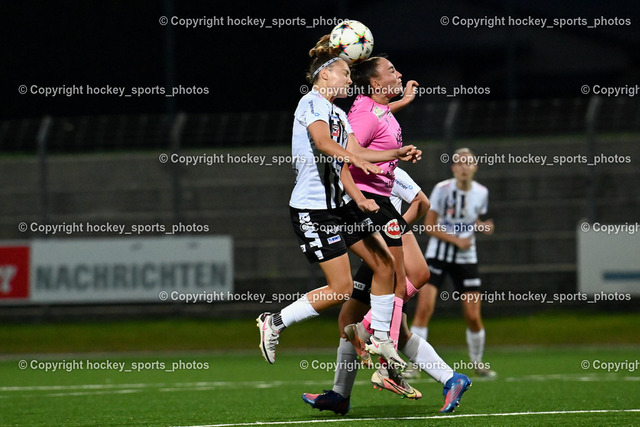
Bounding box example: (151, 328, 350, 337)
(425, 178, 488, 264)
(289, 89, 352, 210)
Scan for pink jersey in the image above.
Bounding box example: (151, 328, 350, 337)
(347, 94, 402, 197)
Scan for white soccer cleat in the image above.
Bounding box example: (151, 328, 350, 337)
(257, 312, 279, 364)
(474, 366, 498, 378)
(365, 336, 407, 370)
(344, 322, 373, 367)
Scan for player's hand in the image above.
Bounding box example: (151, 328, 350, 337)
(357, 198, 379, 213)
(396, 145, 422, 163)
(402, 80, 419, 104)
(478, 219, 494, 235)
(351, 155, 382, 175)
(455, 237, 472, 250)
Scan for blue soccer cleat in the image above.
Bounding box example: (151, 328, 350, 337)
(440, 372, 472, 413)
(302, 390, 350, 415)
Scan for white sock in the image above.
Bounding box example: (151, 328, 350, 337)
(402, 334, 453, 385)
(370, 294, 394, 339)
(410, 325, 428, 341)
(333, 338, 358, 397)
(466, 328, 485, 363)
(279, 294, 318, 328)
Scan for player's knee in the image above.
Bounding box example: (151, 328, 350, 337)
(327, 277, 353, 297)
(370, 254, 395, 283)
(382, 250, 396, 274)
(336, 281, 354, 297)
(377, 247, 395, 269)
(415, 269, 430, 287)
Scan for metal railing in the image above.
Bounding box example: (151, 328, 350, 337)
(1, 96, 638, 153)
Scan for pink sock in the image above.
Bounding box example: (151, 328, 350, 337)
(389, 297, 404, 348)
(404, 278, 419, 302)
(362, 310, 373, 334)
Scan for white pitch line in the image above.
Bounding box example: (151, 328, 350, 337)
(174, 409, 640, 427)
(0, 383, 156, 392)
(1, 373, 638, 395)
(46, 389, 141, 397)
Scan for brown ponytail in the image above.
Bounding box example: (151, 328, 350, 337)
(305, 35, 343, 83)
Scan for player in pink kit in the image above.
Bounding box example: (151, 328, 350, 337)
(347, 57, 415, 357)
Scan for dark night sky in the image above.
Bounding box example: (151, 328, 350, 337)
(3, 1, 639, 120)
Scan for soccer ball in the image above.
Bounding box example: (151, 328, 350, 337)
(329, 20, 374, 63)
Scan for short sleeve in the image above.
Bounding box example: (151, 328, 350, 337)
(391, 168, 421, 204)
(300, 96, 331, 128)
(429, 184, 445, 216)
(480, 188, 488, 215)
(348, 108, 378, 148)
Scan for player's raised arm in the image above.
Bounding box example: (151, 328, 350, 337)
(389, 80, 419, 114)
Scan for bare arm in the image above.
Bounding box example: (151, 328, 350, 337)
(424, 209, 471, 250)
(476, 218, 495, 235)
(389, 80, 419, 114)
(346, 133, 422, 164)
(340, 165, 379, 213)
(308, 121, 381, 175)
(403, 191, 430, 225)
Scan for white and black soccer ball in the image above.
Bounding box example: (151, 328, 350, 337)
(329, 20, 374, 64)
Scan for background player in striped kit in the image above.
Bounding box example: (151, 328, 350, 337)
(411, 148, 496, 377)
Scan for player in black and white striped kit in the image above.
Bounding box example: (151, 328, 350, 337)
(411, 147, 496, 377)
(258, 35, 419, 369)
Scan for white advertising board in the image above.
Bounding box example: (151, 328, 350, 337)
(577, 222, 640, 295)
(29, 236, 233, 303)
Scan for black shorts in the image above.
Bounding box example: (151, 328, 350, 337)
(290, 201, 374, 264)
(426, 258, 481, 293)
(361, 191, 408, 247)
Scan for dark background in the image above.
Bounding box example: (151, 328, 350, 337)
(3, 0, 639, 120)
